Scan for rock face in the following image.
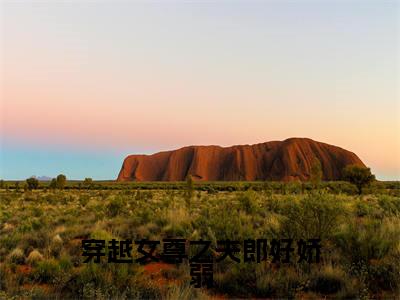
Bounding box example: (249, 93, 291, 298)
(117, 138, 366, 182)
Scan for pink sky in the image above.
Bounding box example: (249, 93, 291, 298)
(1, 1, 399, 180)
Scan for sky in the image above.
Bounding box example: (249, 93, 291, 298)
(1, 0, 399, 180)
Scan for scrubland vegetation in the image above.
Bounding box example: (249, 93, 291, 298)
(0, 181, 399, 299)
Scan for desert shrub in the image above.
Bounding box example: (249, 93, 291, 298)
(33, 259, 62, 283)
(26, 177, 39, 190)
(237, 191, 258, 214)
(64, 263, 147, 299)
(83, 178, 93, 188)
(309, 266, 346, 294)
(55, 255, 72, 271)
(326, 181, 359, 195)
(81, 282, 109, 299)
(143, 190, 154, 200)
(286, 181, 302, 194)
(280, 193, 345, 240)
(44, 193, 58, 204)
(89, 228, 111, 241)
(19, 230, 50, 251)
(110, 263, 132, 288)
(206, 186, 217, 194)
(215, 262, 256, 296)
(44, 192, 70, 204)
(89, 229, 114, 257)
(163, 223, 186, 237)
(255, 273, 277, 298)
(134, 190, 143, 200)
(355, 199, 383, 218)
(133, 278, 162, 299)
(18, 217, 44, 233)
(0, 234, 20, 252)
(0, 194, 13, 205)
(201, 207, 243, 241)
(335, 219, 397, 266)
(378, 195, 400, 216)
(163, 282, 204, 300)
(259, 213, 282, 238)
(26, 286, 51, 299)
(26, 249, 44, 266)
(161, 266, 186, 280)
(24, 192, 38, 202)
(254, 263, 304, 298)
(185, 174, 195, 201)
(56, 174, 67, 189)
(356, 201, 372, 217)
(50, 234, 63, 257)
(135, 206, 153, 224)
(122, 189, 134, 196)
(79, 194, 91, 207)
(106, 197, 125, 217)
(8, 248, 25, 264)
(309, 158, 323, 187)
(1, 222, 15, 234)
(159, 205, 192, 238)
(31, 206, 44, 217)
(49, 178, 57, 189)
(367, 260, 399, 293)
(262, 194, 282, 213)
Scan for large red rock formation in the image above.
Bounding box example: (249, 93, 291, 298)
(117, 138, 366, 181)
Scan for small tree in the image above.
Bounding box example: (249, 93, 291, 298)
(83, 178, 93, 188)
(49, 178, 57, 189)
(185, 174, 194, 209)
(310, 157, 323, 189)
(342, 165, 375, 195)
(14, 181, 20, 192)
(56, 174, 67, 189)
(26, 177, 39, 190)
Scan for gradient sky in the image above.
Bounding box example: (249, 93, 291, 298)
(1, 0, 399, 180)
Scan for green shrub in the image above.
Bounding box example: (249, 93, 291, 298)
(280, 192, 345, 240)
(367, 261, 399, 293)
(356, 201, 371, 217)
(255, 273, 277, 298)
(56, 174, 67, 189)
(309, 266, 346, 294)
(335, 220, 396, 265)
(237, 191, 257, 214)
(19, 230, 50, 250)
(79, 194, 91, 207)
(106, 197, 125, 217)
(163, 282, 202, 300)
(26, 177, 39, 190)
(8, 248, 25, 264)
(26, 249, 44, 266)
(342, 165, 375, 195)
(215, 263, 256, 296)
(33, 259, 61, 283)
(50, 234, 63, 257)
(378, 195, 400, 216)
